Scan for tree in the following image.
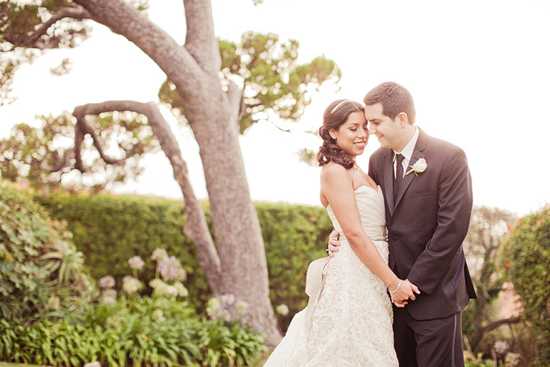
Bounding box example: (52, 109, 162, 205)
(1, 0, 340, 345)
(462, 206, 520, 351)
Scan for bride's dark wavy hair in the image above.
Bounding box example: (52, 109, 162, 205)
(317, 99, 365, 169)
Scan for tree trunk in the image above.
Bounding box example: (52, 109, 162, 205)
(73, 0, 282, 345)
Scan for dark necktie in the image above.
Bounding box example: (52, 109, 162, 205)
(394, 154, 404, 202)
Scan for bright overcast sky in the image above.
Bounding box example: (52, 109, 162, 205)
(1, 0, 549, 216)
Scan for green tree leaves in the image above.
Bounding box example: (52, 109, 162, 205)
(0, 111, 159, 192)
(160, 31, 341, 134)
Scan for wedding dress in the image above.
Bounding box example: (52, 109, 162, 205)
(264, 186, 398, 367)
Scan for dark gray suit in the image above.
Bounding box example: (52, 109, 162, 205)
(368, 129, 476, 367)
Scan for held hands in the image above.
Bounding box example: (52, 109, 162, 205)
(327, 230, 341, 258)
(328, 230, 421, 307)
(389, 279, 420, 308)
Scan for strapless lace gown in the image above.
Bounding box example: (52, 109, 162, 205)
(264, 186, 398, 367)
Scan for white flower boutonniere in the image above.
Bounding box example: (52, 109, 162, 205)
(406, 158, 427, 176)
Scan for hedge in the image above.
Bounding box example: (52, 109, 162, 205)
(37, 192, 332, 323)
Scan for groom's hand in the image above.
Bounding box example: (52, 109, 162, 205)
(327, 230, 340, 258)
(390, 279, 421, 307)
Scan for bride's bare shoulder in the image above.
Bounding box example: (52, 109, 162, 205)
(321, 162, 347, 175)
(321, 163, 351, 187)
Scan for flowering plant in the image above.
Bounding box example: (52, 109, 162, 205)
(206, 293, 249, 322)
(128, 256, 145, 270)
(406, 158, 427, 176)
(149, 249, 189, 299)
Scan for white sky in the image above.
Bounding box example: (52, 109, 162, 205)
(1, 0, 549, 216)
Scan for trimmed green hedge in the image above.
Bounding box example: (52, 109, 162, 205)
(37, 192, 332, 322)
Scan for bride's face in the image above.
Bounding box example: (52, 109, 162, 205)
(330, 111, 369, 157)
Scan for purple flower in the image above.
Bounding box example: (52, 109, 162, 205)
(128, 256, 145, 270)
(158, 256, 187, 282)
(122, 276, 142, 295)
(98, 275, 115, 289)
(151, 248, 168, 262)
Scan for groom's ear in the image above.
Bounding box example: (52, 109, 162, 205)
(396, 112, 409, 128)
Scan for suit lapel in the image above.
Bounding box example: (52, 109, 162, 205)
(382, 150, 396, 216)
(393, 129, 429, 211)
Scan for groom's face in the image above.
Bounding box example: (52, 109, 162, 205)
(364, 103, 402, 150)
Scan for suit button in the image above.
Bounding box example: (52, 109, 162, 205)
(393, 235, 398, 241)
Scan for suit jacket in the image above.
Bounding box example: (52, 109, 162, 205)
(368, 129, 476, 320)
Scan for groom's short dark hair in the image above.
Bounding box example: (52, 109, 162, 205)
(363, 82, 416, 124)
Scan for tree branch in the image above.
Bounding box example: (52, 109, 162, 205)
(470, 316, 522, 349)
(43, 147, 75, 172)
(4, 6, 91, 50)
(73, 0, 207, 108)
(23, 7, 91, 49)
(183, 0, 220, 73)
(72, 100, 223, 292)
(0, 1, 10, 22)
(226, 80, 241, 131)
(73, 105, 133, 168)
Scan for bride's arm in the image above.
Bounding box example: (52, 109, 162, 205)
(321, 164, 419, 303)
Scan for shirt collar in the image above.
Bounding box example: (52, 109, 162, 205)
(393, 127, 419, 162)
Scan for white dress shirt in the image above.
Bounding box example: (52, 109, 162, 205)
(393, 127, 419, 178)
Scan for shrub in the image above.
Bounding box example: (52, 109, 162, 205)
(37, 192, 211, 308)
(0, 182, 94, 324)
(0, 297, 266, 367)
(500, 205, 550, 366)
(38, 193, 333, 327)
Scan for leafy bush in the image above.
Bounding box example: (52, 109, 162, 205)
(38, 192, 211, 308)
(500, 205, 550, 366)
(464, 351, 497, 367)
(37, 193, 333, 325)
(0, 297, 266, 367)
(0, 182, 94, 324)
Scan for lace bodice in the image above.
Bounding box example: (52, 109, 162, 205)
(327, 185, 387, 241)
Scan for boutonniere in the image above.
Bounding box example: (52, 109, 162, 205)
(406, 158, 427, 176)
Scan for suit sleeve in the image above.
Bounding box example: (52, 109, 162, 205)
(407, 148, 473, 294)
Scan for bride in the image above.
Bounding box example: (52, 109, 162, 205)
(264, 99, 420, 367)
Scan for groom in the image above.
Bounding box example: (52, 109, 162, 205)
(330, 82, 476, 367)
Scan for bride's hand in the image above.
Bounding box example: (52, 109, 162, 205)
(327, 230, 340, 258)
(390, 279, 420, 307)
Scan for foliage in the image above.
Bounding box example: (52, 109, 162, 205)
(0, 112, 159, 193)
(0, 296, 266, 367)
(254, 201, 331, 329)
(462, 206, 517, 348)
(37, 191, 210, 308)
(464, 351, 497, 367)
(0, 0, 90, 106)
(37, 191, 333, 324)
(159, 31, 341, 133)
(500, 205, 550, 366)
(0, 181, 94, 324)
